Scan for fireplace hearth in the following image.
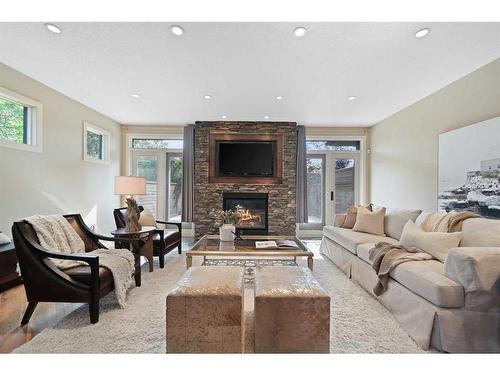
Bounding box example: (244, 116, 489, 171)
(223, 192, 268, 234)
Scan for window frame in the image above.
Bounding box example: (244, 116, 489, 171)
(83, 121, 111, 164)
(0, 86, 43, 153)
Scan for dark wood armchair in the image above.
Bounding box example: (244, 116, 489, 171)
(12, 214, 141, 325)
(113, 207, 182, 269)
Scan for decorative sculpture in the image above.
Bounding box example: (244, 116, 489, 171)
(125, 197, 142, 232)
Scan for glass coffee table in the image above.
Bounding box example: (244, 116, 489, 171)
(186, 235, 314, 277)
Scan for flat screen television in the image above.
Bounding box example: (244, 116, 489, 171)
(216, 141, 276, 177)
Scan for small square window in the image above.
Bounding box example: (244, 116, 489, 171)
(0, 86, 43, 152)
(83, 122, 110, 163)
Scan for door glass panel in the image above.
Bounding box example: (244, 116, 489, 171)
(135, 155, 158, 216)
(335, 158, 355, 214)
(167, 155, 183, 221)
(307, 156, 324, 224)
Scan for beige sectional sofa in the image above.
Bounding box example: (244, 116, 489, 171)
(319, 208, 500, 353)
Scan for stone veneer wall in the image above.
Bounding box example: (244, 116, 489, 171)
(193, 121, 297, 238)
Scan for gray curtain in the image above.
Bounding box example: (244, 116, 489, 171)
(181, 125, 194, 222)
(296, 125, 308, 223)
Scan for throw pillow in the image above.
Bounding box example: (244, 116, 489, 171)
(399, 220, 462, 262)
(0, 231, 11, 245)
(384, 208, 423, 240)
(139, 210, 157, 227)
(341, 204, 372, 229)
(352, 206, 386, 236)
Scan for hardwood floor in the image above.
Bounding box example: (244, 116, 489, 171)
(0, 239, 194, 353)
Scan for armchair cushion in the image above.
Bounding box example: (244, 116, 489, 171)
(139, 210, 157, 227)
(153, 229, 181, 248)
(64, 266, 114, 289)
(444, 247, 500, 312)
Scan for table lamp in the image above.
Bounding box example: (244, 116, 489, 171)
(114, 176, 147, 232)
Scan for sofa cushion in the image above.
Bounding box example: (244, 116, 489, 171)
(356, 242, 464, 308)
(389, 260, 465, 308)
(323, 226, 397, 254)
(415, 212, 432, 226)
(352, 206, 386, 236)
(356, 243, 376, 264)
(460, 218, 500, 247)
(384, 208, 422, 240)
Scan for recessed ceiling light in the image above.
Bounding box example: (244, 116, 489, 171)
(347, 96, 357, 101)
(276, 95, 284, 100)
(204, 95, 211, 100)
(221, 115, 227, 119)
(45, 23, 61, 34)
(415, 28, 430, 38)
(171, 25, 184, 36)
(294, 27, 307, 37)
(131, 93, 140, 99)
(264, 115, 270, 119)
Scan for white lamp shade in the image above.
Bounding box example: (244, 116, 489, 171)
(114, 176, 147, 195)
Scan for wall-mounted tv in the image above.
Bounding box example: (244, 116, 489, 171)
(209, 133, 283, 184)
(216, 141, 276, 177)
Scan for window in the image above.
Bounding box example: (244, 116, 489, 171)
(0, 86, 43, 152)
(306, 140, 360, 151)
(83, 122, 110, 163)
(306, 155, 325, 224)
(132, 138, 183, 149)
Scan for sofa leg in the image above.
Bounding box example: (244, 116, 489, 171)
(89, 301, 99, 324)
(21, 301, 38, 326)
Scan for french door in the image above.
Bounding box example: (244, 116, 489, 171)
(131, 150, 183, 220)
(325, 153, 360, 226)
(306, 152, 360, 227)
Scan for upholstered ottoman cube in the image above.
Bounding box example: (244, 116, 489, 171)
(166, 266, 244, 353)
(254, 266, 330, 353)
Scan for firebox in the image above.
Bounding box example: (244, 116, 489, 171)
(222, 192, 268, 234)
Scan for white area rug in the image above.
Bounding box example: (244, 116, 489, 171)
(14, 242, 424, 353)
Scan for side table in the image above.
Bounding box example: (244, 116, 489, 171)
(111, 226, 156, 274)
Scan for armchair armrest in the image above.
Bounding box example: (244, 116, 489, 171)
(334, 214, 346, 227)
(444, 247, 500, 312)
(155, 220, 182, 231)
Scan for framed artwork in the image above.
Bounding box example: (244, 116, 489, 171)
(438, 116, 500, 219)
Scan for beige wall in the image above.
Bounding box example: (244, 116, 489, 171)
(370, 58, 500, 211)
(0, 63, 122, 235)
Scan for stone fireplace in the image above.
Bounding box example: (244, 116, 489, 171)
(193, 121, 297, 238)
(223, 192, 268, 234)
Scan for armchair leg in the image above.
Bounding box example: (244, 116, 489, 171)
(159, 251, 165, 268)
(89, 301, 99, 324)
(178, 240, 182, 255)
(21, 301, 38, 326)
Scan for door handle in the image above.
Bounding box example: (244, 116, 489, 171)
(330, 191, 335, 201)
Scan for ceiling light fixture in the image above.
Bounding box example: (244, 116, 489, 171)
(347, 96, 357, 101)
(171, 25, 184, 36)
(131, 93, 140, 99)
(276, 95, 284, 100)
(45, 23, 61, 34)
(264, 115, 270, 119)
(221, 115, 227, 119)
(204, 95, 211, 100)
(294, 27, 307, 37)
(415, 28, 430, 38)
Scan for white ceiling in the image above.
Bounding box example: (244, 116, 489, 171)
(0, 22, 499, 127)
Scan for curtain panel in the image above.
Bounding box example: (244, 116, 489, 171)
(181, 125, 194, 222)
(296, 125, 308, 223)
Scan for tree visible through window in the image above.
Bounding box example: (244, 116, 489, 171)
(0, 96, 28, 144)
